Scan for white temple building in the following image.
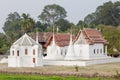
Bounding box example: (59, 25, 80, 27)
(45, 28, 108, 60)
(8, 33, 43, 67)
(45, 35, 63, 60)
(73, 28, 108, 60)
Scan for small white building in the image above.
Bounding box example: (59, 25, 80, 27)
(74, 29, 108, 60)
(8, 33, 43, 67)
(44, 34, 74, 60)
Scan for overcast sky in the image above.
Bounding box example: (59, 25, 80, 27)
(0, 0, 119, 33)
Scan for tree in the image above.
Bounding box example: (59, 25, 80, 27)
(77, 20, 88, 29)
(0, 33, 10, 54)
(3, 12, 21, 33)
(21, 13, 35, 33)
(34, 21, 48, 32)
(3, 12, 22, 43)
(6, 12, 20, 22)
(84, 1, 120, 26)
(84, 13, 97, 26)
(38, 4, 67, 27)
(55, 19, 71, 32)
(98, 25, 120, 54)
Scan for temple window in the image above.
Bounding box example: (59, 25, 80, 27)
(25, 49, 28, 55)
(33, 58, 35, 63)
(100, 49, 102, 54)
(17, 50, 19, 56)
(33, 49, 35, 55)
(65, 50, 66, 55)
(94, 49, 95, 54)
(61, 51, 62, 55)
(12, 50, 14, 56)
(97, 49, 99, 54)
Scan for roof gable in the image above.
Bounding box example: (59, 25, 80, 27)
(74, 32, 87, 44)
(74, 29, 108, 45)
(13, 33, 37, 46)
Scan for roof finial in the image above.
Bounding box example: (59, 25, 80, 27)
(69, 26, 73, 45)
(52, 25, 55, 45)
(36, 29, 39, 44)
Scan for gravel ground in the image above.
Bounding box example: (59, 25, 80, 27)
(0, 62, 120, 77)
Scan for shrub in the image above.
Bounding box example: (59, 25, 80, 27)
(109, 53, 120, 58)
(114, 70, 120, 79)
(74, 65, 78, 72)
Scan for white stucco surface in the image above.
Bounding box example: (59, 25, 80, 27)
(0, 57, 8, 63)
(43, 57, 120, 66)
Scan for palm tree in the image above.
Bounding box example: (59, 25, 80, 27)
(29, 18, 35, 32)
(21, 13, 35, 33)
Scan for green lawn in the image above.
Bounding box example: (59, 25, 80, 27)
(0, 73, 114, 80)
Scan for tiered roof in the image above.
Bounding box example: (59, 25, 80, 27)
(74, 29, 108, 44)
(45, 33, 75, 47)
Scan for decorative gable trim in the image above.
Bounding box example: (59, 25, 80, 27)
(74, 32, 87, 44)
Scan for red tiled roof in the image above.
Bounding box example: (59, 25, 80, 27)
(45, 33, 76, 47)
(30, 32, 52, 42)
(74, 29, 108, 44)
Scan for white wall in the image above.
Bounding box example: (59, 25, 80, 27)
(74, 44, 89, 59)
(89, 43, 107, 59)
(8, 57, 17, 67)
(8, 44, 43, 67)
(43, 57, 120, 66)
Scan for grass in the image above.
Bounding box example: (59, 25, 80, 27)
(0, 73, 113, 80)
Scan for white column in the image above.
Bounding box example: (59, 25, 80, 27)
(105, 45, 107, 55)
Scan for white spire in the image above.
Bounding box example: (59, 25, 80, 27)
(36, 31, 39, 44)
(69, 34, 73, 45)
(64, 29, 76, 60)
(52, 25, 56, 45)
(52, 34, 56, 45)
(69, 28, 73, 45)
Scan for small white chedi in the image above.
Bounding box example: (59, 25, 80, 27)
(64, 35, 76, 60)
(8, 33, 43, 67)
(45, 35, 64, 60)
